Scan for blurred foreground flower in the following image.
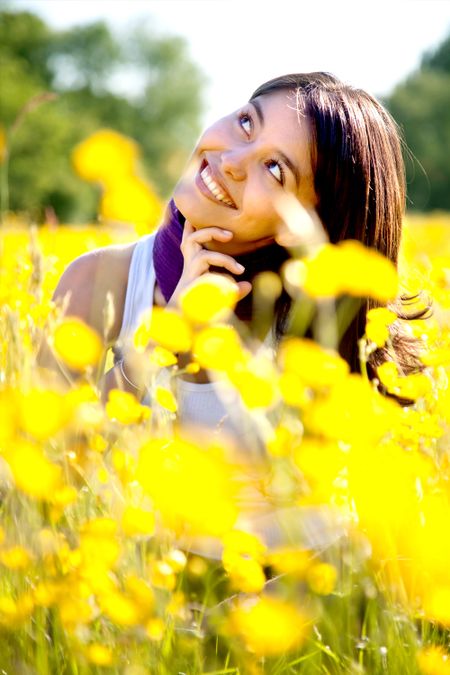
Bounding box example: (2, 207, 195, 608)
(224, 595, 311, 657)
(53, 317, 103, 371)
(136, 436, 239, 537)
(179, 273, 240, 324)
(285, 240, 399, 301)
(72, 128, 163, 233)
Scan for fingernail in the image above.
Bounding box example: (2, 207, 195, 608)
(222, 230, 232, 236)
(236, 263, 245, 272)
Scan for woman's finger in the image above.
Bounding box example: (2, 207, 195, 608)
(195, 250, 245, 275)
(186, 226, 233, 246)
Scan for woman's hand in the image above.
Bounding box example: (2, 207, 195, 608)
(167, 220, 252, 307)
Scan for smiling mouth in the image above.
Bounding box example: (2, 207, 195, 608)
(198, 160, 237, 209)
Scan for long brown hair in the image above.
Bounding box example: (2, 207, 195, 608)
(250, 72, 428, 378)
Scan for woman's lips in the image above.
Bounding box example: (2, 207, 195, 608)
(195, 160, 237, 209)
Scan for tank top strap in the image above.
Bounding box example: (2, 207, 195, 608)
(117, 232, 157, 346)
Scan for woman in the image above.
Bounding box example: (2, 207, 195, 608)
(41, 72, 423, 438)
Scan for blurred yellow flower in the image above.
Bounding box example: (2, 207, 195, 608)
(149, 346, 178, 368)
(72, 129, 138, 184)
(19, 387, 70, 440)
(53, 317, 103, 371)
(146, 616, 165, 641)
(377, 361, 432, 400)
(134, 306, 192, 353)
(100, 176, 163, 234)
(266, 547, 313, 579)
(124, 574, 155, 622)
(0, 546, 33, 570)
(100, 590, 142, 626)
(225, 595, 310, 657)
(155, 386, 178, 413)
(85, 644, 115, 666)
(148, 560, 176, 591)
(179, 273, 239, 324)
(122, 505, 155, 537)
(5, 441, 62, 500)
(305, 373, 400, 443)
(285, 240, 399, 301)
(137, 437, 239, 537)
(106, 389, 150, 424)
(193, 324, 245, 371)
(417, 645, 450, 675)
(365, 307, 398, 347)
(306, 562, 337, 595)
(228, 354, 280, 409)
(0, 593, 34, 627)
(279, 337, 349, 389)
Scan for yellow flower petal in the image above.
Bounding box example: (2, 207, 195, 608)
(179, 273, 239, 324)
(53, 317, 103, 371)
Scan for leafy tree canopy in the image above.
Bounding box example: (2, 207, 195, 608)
(384, 32, 450, 211)
(0, 8, 206, 222)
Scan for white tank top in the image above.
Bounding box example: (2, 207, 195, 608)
(116, 233, 259, 451)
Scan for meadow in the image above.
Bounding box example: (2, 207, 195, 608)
(0, 130, 449, 674)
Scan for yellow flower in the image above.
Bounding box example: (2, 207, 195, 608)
(100, 176, 163, 234)
(305, 373, 400, 443)
(106, 389, 150, 424)
(0, 593, 34, 627)
(225, 595, 310, 657)
(228, 354, 279, 409)
(285, 240, 399, 301)
(193, 324, 245, 371)
(146, 617, 165, 641)
(365, 307, 398, 347)
(72, 129, 138, 183)
(5, 441, 61, 500)
(377, 361, 432, 400)
(179, 273, 239, 324)
(85, 644, 114, 667)
(53, 317, 103, 371)
(417, 645, 450, 675)
(100, 590, 142, 626)
(124, 574, 155, 621)
(137, 437, 239, 537)
(149, 346, 178, 368)
(122, 505, 155, 537)
(266, 548, 313, 579)
(294, 438, 348, 505)
(19, 387, 70, 439)
(0, 387, 18, 442)
(155, 386, 178, 413)
(423, 587, 450, 627)
(0, 546, 33, 570)
(134, 306, 192, 353)
(306, 562, 337, 595)
(225, 557, 266, 594)
(279, 337, 349, 389)
(148, 560, 176, 591)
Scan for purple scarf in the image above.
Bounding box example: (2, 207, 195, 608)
(153, 199, 290, 318)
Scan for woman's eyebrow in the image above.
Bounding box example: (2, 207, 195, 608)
(251, 98, 301, 189)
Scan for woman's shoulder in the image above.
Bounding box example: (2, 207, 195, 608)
(53, 240, 139, 344)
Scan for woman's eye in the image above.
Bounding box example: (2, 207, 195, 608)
(239, 113, 252, 136)
(266, 160, 284, 185)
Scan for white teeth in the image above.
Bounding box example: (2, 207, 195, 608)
(200, 166, 234, 206)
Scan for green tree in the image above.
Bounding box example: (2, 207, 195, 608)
(0, 9, 206, 222)
(384, 33, 450, 211)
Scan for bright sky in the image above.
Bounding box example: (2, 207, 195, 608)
(10, 0, 450, 126)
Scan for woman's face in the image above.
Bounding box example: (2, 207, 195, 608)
(173, 90, 317, 255)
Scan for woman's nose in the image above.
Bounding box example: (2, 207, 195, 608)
(220, 149, 247, 181)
